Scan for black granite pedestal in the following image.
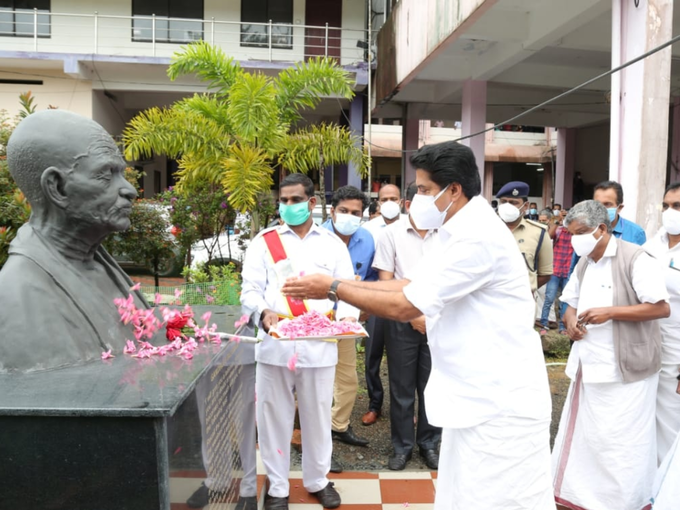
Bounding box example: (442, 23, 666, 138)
(0, 306, 245, 510)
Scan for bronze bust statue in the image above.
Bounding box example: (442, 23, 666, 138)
(0, 110, 150, 372)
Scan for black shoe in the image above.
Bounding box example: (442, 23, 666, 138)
(420, 448, 439, 470)
(330, 455, 343, 473)
(186, 482, 209, 508)
(235, 496, 258, 510)
(332, 425, 369, 447)
(310, 482, 341, 509)
(388, 451, 412, 471)
(264, 495, 289, 510)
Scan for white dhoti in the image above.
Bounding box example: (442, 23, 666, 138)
(656, 364, 680, 464)
(256, 362, 335, 497)
(435, 415, 555, 510)
(651, 430, 680, 509)
(195, 361, 258, 496)
(552, 370, 658, 510)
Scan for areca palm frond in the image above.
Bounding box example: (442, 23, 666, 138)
(123, 107, 228, 163)
(174, 94, 234, 134)
(221, 144, 274, 211)
(226, 73, 284, 148)
(275, 57, 355, 125)
(168, 41, 241, 95)
(279, 123, 367, 175)
(173, 153, 225, 191)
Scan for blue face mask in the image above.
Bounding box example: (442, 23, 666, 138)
(529, 208, 538, 215)
(607, 207, 618, 223)
(279, 201, 311, 226)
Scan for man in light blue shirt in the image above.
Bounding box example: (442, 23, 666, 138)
(593, 180, 646, 245)
(322, 185, 376, 471)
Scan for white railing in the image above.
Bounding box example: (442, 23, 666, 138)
(0, 9, 369, 66)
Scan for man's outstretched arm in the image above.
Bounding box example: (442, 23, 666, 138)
(282, 274, 420, 322)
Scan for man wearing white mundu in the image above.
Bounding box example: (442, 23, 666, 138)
(282, 141, 555, 510)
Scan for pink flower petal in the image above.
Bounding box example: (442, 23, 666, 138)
(174, 288, 182, 299)
(154, 293, 163, 305)
(287, 353, 298, 372)
(277, 449, 283, 455)
(202, 311, 212, 323)
(130, 282, 141, 292)
(206, 296, 215, 304)
(101, 349, 114, 360)
(123, 340, 137, 354)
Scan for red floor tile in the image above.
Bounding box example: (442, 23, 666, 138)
(336, 505, 382, 510)
(431, 471, 438, 479)
(170, 469, 207, 478)
(379, 479, 436, 504)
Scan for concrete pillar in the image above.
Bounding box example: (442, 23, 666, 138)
(461, 80, 487, 190)
(555, 128, 576, 208)
(347, 95, 364, 190)
(670, 97, 680, 182)
(609, 0, 673, 233)
(401, 106, 419, 189)
(483, 162, 494, 201)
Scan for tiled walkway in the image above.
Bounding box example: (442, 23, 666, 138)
(169, 470, 438, 510)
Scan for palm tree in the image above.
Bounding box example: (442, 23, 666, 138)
(124, 42, 368, 224)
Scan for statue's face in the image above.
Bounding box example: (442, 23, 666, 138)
(62, 136, 137, 234)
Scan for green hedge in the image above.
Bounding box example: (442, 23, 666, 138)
(140, 281, 241, 306)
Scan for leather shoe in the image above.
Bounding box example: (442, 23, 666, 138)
(420, 448, 439, 470)
(330, 454, 343, 473)
(361, 410, 380, 426)
(388, 451, 412, 471)
(310, 482, 341, 509)
(235, 496, 258, 510)
(332, 425, 369, 446)
(264, 495, 289, 510)
(186, 482, 209, 508)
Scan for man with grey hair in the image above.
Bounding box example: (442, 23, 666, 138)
(0, 109, 146, 372)
(551, 200, 669, 510)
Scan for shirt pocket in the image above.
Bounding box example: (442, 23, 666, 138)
(311, 260, 334, 276)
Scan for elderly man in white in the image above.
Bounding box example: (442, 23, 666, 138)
(644, 182, 680, 464)
(554, 200, 669, 510)
(283, 140, 556, 510)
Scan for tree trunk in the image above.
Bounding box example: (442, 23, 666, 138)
(153, 255, 160, 288)
(250, 210, 260, 240)
(319, 167, 327, 223)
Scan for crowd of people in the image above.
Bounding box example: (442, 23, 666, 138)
(197, 140, 680, 510)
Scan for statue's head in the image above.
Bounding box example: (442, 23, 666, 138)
(7, 110, 137, 236)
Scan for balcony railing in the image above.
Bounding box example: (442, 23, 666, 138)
(0, 9, 369, 66)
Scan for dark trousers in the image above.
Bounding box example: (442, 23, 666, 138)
(386, 320, 441, 454)
(364, 315, 386, 412)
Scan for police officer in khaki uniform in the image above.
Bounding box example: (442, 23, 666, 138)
(496, 181, 553, 293)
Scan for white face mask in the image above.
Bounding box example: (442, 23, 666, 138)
(333, 213, 361, 236)
(498, 202, 522, 223)
(663, 208, 680, 235)
(553, 209, 561, 216)
(380, 200, 401, 220)
(410, 185, 452, 230)
(570, 226, 604, 257)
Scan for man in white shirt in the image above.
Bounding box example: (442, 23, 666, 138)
(282, 141, 555, 510)
(644, 182, 680, 464)
(555, 200, 669, 510)
(241, 174, 359, 510)
(360, 184, 403, 426)
(372, 183, 442, 471)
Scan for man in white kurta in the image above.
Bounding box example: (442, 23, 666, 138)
(553, 204, 669, 510)
(282, 141, 556, 510)
(645, 226, 680, 463)
(241, 176, 358, 510)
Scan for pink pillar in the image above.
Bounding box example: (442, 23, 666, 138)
(461, 80, 487, 190)
(609, 0, 673, 233)
(402, 110, 419, 189)
(671, 96, 680, 183)
(555, 128, 575, 208)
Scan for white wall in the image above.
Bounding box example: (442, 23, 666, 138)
(0, 0, 365, 65)
(0, 68, 92, 118)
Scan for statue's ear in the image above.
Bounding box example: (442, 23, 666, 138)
(40, 167, 69, 209)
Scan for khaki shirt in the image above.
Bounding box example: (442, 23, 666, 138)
(511, 219, 553, 292)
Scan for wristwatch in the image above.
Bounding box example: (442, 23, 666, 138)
(327, 280, 342, 303)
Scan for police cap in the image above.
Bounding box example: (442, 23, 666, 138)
(496, 181, 530, 198)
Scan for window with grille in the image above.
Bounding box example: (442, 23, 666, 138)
(240, 0, 293, 49)
(0, 0, 50, 38)
(132, 0, 204, 44)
